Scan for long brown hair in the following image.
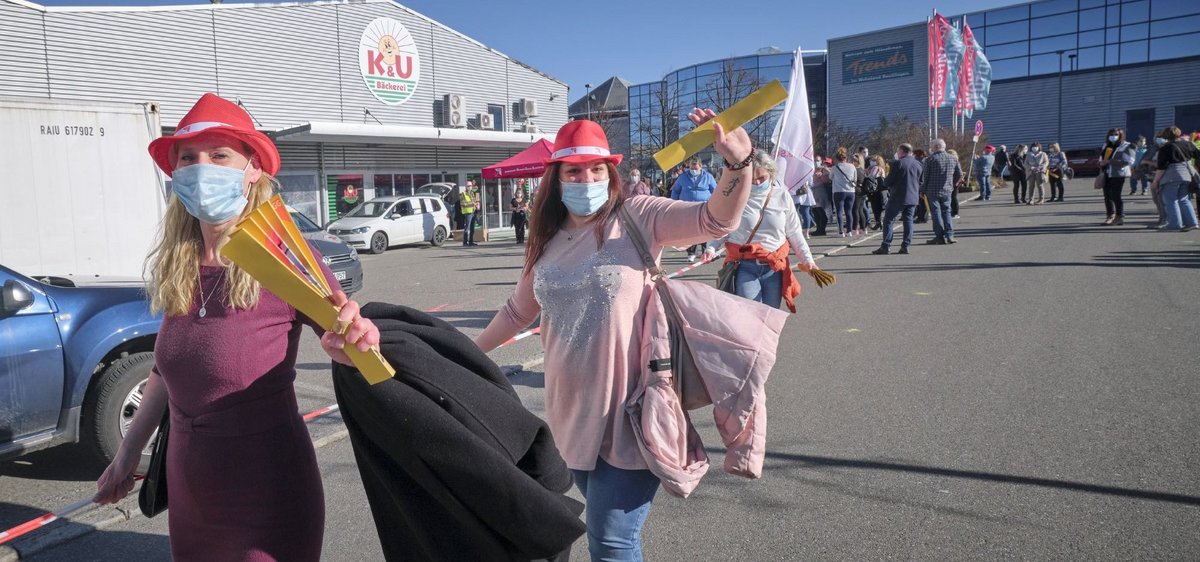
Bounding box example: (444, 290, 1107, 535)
(523, 161, 626, 275)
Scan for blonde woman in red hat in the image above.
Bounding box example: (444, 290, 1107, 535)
(93, 93, 379, 561)
(474, 109, 755, 560)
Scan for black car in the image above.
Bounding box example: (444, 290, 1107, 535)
(289, 209, 364, 295)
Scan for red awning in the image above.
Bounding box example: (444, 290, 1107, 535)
(481, 139, 554, 179)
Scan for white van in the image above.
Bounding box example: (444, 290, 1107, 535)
(326, 195, 451, 254)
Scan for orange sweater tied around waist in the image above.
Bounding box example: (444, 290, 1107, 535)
(724, 241, 804, 313)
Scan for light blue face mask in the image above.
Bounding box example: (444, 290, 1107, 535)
(561, 180, 610, 216)
(1108, 135, 1119, 143)
(170, 161, 252, 224)
(1155, 137, 1167, 146)
(689, 168, 701, 177)
(751, 179, 771, 193)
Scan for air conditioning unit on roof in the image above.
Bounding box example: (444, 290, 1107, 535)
(443, 94, 466, 128)
(516, 98, 538, 118)
(479, 113, 495, 130)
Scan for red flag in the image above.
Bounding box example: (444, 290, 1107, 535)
(960, 23, 978, 115)
(929, 13, 950, 109)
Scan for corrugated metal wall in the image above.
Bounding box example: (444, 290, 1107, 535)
(974, 59, 1200, 151)
(0, 2, 50, 98)
(0, 0, 567, 134)
(828, 21, 1200, 152)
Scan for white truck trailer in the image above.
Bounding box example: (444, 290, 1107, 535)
(0, 97, 165, 279)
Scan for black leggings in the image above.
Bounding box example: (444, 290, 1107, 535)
(1012, 175, 1028, 202)
(1103, 176, 1126, 217)
(869, 191, 889, 226)
(854, 193, 869, 231)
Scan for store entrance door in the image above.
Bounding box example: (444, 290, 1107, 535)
(327, 174, 364, 220)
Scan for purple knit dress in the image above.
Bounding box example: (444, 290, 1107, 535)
(153, 262, 334, 561)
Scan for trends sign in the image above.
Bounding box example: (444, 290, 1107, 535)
(842, 41, 914, 85)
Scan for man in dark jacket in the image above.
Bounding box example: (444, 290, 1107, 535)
(872, 143, 922, 255)
(994, 144, 1009, 189)
(332, 303, 585, 562)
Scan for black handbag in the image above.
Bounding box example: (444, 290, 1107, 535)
(138, 410, 170, 518)
(716, 184, 774, 294)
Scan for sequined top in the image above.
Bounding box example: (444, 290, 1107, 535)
(493, 195, 738, 471)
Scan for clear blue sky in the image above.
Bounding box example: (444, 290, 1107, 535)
(35, 0, 1010, 103)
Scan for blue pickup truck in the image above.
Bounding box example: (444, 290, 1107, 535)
(0, 264, 161, 464)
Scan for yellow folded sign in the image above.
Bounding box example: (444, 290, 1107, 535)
(219, 196, 395, 384)
(652, 80, 789, 172)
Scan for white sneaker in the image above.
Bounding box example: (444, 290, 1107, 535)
(688, 255, 697, 263)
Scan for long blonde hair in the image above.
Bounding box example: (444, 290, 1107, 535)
(146, 175, 277, 316)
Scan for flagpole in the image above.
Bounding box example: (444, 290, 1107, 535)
(928, 14, 934, 144)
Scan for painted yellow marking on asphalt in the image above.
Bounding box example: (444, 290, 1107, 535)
(914, 291, 931, 296)
(845, 328, 861, 333)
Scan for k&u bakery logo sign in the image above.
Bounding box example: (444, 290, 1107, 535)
(360, 18, 421, 106)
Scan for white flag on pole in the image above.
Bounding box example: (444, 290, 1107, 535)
(772, 48, 815, 205)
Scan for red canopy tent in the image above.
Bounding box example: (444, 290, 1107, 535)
(481, 139, 553, 179)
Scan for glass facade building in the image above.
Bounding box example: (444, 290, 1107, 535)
(626, 51, 827, 177)
(961, 0, 1200, 81)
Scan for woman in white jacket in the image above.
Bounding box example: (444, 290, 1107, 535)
(1024, 142, 1050, 204)
(722, 150, 823, 312)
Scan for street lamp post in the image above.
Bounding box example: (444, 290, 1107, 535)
(1056, 50, 1065, 144)
(584, 83, 592, 120)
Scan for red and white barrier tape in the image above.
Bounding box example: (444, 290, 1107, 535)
(0, 497, 93, 545)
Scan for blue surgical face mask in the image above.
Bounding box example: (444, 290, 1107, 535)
(1108, 135, 1119, 143)
(1155, 137, 1167, 146)
(561, 180, 609, 216)
(170, 161, 252, 224)
(751, 179, 771, 193)
(689, 168, 701, 177)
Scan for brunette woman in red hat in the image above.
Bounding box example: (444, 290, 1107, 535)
(93, 93, 379, 561)
(474, 109, 755, 560)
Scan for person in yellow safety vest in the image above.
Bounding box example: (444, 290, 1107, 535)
(460, 181, 480, 246)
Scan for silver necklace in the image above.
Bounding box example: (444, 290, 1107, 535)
(196, 269, 225, 318)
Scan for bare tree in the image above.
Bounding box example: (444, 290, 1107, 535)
(630, 80, 681, 180)
(700, 59, 767, 139)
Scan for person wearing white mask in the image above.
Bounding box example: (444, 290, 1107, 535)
(625, 168, 651, 197)
(94, 93, 379, 561)
(671, 156, 719, 261)
(722, 149, 823, 311)
(1098, 127, 1136, 225)
(1024, 142, 1050, 204)
(475, 113, 755, 561)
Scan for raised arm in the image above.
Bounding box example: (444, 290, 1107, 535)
(690, 109, 754, 227)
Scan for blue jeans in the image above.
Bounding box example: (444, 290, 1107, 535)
(461, 212, 477, 245)
(881, 202, 916, 249)
(1161, 181, 1199, 229)
(734, 260, 783, 308)
(928, 194, 954, 240)
(571, 458, 660, 562)
(833, 192, 854, 233)
(795, 204, 813, 231)
(977, 175, 991, 199)
(1134, 174, 1151, 194)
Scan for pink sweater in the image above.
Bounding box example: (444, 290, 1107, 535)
(491, 195, 737, 471)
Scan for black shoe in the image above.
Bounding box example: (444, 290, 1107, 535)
(946, 238, 957, 244)
(925, 238, 945, 245)
(898, 246, 909, 254)
(871, 247, 889, 255)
